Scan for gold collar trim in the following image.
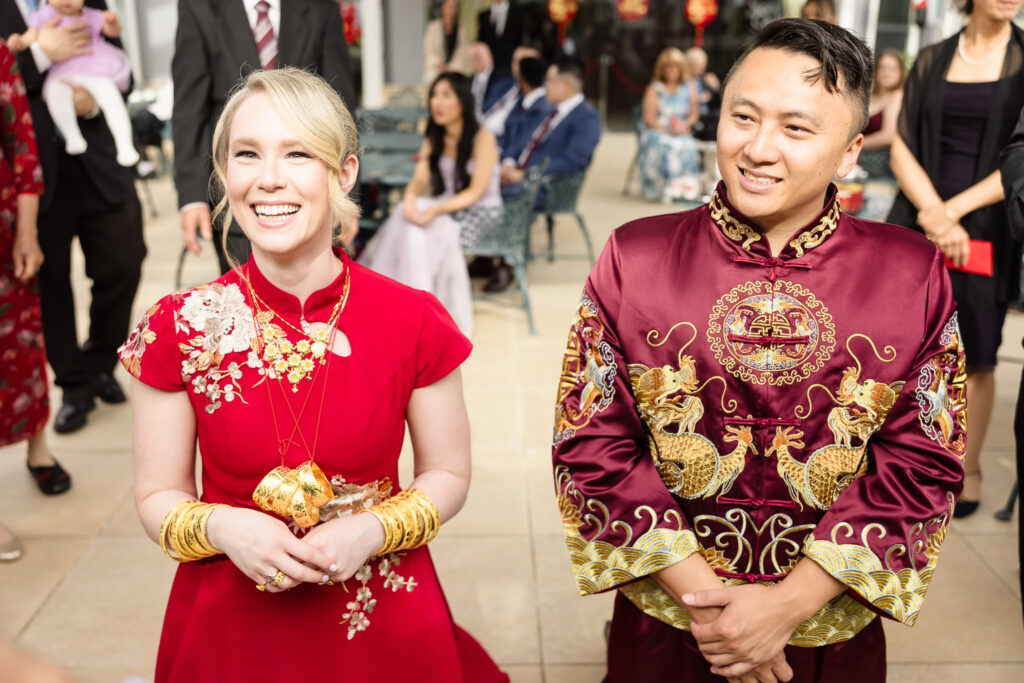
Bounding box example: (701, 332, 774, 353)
(709, 186, 842, 256)
(709, 188, 762, 250)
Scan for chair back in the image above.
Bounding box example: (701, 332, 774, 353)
(539, 169, 587, 215)
(357, 108, 427, 134)
(458, 160, 548, 264)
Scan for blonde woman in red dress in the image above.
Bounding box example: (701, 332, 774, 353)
(120, 67, 508, 682)
(0, 41, 70, 563)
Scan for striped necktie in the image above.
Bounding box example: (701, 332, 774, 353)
(254, 1, 277, 70)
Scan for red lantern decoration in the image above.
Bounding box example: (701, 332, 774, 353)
(548, 0, 579, 45)
(616, 0, 649, 22)
(685, 0, 718, 47)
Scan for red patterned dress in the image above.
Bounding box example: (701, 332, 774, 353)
(0, 43, 47, 448)
(119, 251, 508, 683)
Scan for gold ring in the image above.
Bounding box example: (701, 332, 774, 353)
(272, 570, 286, 586)
(256, 580, 268, 592)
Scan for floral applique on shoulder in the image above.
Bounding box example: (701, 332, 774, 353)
(119, 301, 161, 380)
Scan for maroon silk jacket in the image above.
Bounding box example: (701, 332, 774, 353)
(553, 184, 966, 646)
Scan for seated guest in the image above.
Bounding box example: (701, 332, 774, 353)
(638, 47, 700, 201)
(468, 42, 514, 121)
(685, 46, 721, 141)
(859, 49, 905, 178)
(483, 45, 540, 137)
(360, 72, 501, 336)
(498, 56, 553, 153)
(500, 59, 601, 184)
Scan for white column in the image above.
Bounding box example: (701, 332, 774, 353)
(361, 0, 385, 108)
(112, 0, 144, 85)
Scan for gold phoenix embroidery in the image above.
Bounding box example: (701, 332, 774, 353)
(707, 280, 836, 386)
(915, 314, 967, 458)
(554, 294, 618, 445)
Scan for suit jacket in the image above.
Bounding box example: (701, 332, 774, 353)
(1001, 106, 1024, 242)
(499, 91, 554, 156)
(476, 1, 523, 71)
(0, 0, 136, 212)
(476, 67, 514, 115)
(172, 0, 355, 208)
(517, 99, 601, 177)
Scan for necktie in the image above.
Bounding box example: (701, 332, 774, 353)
(518, 109, 558, 169)
(254, 1, 277, 70)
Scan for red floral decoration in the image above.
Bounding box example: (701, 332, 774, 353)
(685, 0, 718, 47)
(340, 1, 361, 46)
(548, 0, 579, 45)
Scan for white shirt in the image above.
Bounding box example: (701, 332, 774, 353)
(245, 0, 281, 38)
(521, 87, 547, 110)
(489, 1, 509, 37)
(14, 0, 53, 74)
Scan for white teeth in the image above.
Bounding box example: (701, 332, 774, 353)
(742, 169, 779, 185)
(254, 204, 299, 217)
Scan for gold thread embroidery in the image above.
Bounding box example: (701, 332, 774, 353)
(554, 294, 618, 445)
(707, 280, 836, 386)
(709, 188, 762, 250)
(789, 198, 842, 256)
(119, 301, 161, 379)
(915, 314, 967, 458)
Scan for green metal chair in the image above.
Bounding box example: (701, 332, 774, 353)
(535, 168, 595, 265)
(457, 161, 548, 334)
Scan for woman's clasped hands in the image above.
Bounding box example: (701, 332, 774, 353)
(207, 506, 385, 593)
(918, 201, 970, 268)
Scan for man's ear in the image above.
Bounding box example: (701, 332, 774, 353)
(835, 132, 863, 179)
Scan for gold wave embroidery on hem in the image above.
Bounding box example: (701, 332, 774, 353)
(707, 280, 836, 386)
(554, 294, 618, 445)
(915, 313, 967, 458)
(709, 188, 762, 250)
(789, 198, 841, 257)
(556, 466, 700, 595)
(619, 577, 876, 647)
(802, 496, 954, 627)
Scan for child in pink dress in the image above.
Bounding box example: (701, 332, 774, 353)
(7, 0, 138, 166)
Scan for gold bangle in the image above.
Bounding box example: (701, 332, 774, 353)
(365, 489, 441, 556)
(160, 501, 225, 563)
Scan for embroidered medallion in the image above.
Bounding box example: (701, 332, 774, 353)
(707, 280, 835, 385)
(554, 294, 618, 445)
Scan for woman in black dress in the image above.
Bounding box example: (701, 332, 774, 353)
(888, 0, 1024, 517)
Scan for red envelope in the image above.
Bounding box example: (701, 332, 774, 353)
(944, 239, 993, 277)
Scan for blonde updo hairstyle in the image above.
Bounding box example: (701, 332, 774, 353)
(211, 67, 361, 260)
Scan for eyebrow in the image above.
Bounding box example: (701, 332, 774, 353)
(728, 96, 823, 127)
(230, 137, 306, 149)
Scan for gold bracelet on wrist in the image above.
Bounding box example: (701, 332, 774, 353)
(160, 500, 227, 562)
(365, 489, 441, 556)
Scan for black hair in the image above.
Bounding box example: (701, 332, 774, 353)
(955, 0, 974, 14)
(425, 72, 478, 196)
(552, 58, 585, 90)
(519, 57, 546, 89)
(723, 18, 873, 134)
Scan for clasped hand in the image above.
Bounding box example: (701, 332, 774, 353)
(209, 507, 384, 593)
(683, 584, 801, 683)
(917, 202, 970, 268)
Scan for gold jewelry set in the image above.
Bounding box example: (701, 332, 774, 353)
(244, 269, 350, 393)
(366, 489, 441, 555)
(256, 570, 287, 592)
(159, 500, 227, 562)
(252, 461, 335, 529)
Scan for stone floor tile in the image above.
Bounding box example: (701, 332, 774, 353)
(533, 534, 615, 665)
(883, 533, 1024, 662)
(69, 667, 152, 683)
(0, 538, 91, 637)
(950, 452, 1019, 534)
(960, 532, 1022, 598)
(503, 664, 543, 683)
(888, 662, 1024, 682)
(444, 462, 530, 536)
(430, 535, 541, 665)
(17, 537, 173, 670)
(0, 448, 133, 538)
(99, 490, 144, 537)
(542, 665, 607, 683)
(526, 457, 563, 538)
(465, 388, 523, 454)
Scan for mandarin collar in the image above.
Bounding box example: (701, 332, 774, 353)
(242, 248, 350, 324)
(708, 182, 842, 260)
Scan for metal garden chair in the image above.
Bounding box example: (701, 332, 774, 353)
(534, 168, 595, 264)
(457, 161, 548, 334)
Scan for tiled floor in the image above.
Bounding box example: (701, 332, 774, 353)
(1, 134, 1022, 682)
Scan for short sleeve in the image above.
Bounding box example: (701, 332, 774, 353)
(118, 295, 186, 392)
(413, 292, 472, 388)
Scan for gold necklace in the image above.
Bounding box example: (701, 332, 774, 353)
(244, 266, 351, 393)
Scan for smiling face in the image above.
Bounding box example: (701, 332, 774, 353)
(717, 47, 862, 236)
(429, 78, 463, 127)
(972, 0, 1024, 22)
(225, 93, 335, 264)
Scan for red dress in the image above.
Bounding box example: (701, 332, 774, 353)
(0, 43, 47, 448)
(120, 252, 508, 683)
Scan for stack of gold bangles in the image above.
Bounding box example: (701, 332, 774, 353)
(365, 489, 440, 556)
(160, 500, 226, 562)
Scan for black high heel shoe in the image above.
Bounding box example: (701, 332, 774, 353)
(954, 470, 981, 519)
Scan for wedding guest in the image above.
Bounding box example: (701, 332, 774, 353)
(638, 47, 700, 201)
(858, 49, 905, 178)
(424, 0, 469, 83)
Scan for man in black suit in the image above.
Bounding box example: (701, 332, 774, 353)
(477, 0, 523, 72)
(174, 0, 355, 274)
(0, 0, 146, 435)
